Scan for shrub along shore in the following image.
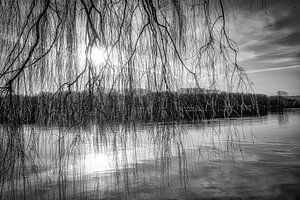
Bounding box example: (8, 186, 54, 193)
(1, 90, 299, 125)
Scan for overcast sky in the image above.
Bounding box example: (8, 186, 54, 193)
(230, 0, 300, 95)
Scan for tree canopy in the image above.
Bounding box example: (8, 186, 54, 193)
(0, 0, 251, 95)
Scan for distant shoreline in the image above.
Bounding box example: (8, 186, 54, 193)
(1, 91, 299, 125)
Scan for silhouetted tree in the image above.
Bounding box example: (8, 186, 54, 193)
(0, 0, 258, 123)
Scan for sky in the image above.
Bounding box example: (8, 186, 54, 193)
(229, 0, 300, 95)
(1, 0, 299, 95)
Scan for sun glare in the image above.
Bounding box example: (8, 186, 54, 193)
(90, 47, 107, 65)
(84, 153, 111, 173)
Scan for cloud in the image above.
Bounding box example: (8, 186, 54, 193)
(272, 31, 300, 46)
(247, 65, 300, 74)
(230, 1, 300, 68)
(265, 9, 300, 31)
(229, 0, 300, 94)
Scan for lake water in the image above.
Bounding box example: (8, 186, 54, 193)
(0, 109, 299, 199)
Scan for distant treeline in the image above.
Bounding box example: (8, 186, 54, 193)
(0, 91, 299, 125)
(268, 95, 300, 109)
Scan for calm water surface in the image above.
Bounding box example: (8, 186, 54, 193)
(1, 109, 299, 199)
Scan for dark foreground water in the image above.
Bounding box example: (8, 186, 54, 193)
(0, 109, 299, 200)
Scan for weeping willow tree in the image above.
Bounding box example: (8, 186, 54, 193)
(0, 0, 255, 124)
(0, 1, 272, 199)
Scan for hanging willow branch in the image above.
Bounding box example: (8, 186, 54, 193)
(0, 0, 256, 124)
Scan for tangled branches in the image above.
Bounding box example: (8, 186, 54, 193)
(0, 0, 254, 123)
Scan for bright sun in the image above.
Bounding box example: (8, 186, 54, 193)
(90, 47, 107, 65)
(84, 152, 111, 173)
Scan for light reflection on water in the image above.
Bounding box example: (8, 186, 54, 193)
(0, 109, 300, 199)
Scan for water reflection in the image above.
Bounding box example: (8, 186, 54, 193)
(278, 111, 289, 127)
(1, 110, 300, 199)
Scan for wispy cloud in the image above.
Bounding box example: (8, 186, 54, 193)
(229, 1, 300, 95)
(247, 65, 300, 74)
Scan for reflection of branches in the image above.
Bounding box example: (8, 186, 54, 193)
(0, 119, 251, 199)
(0, 125, 42, 199)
